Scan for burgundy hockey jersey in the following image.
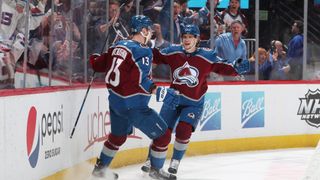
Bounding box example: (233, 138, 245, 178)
(153, 45, 238, 104)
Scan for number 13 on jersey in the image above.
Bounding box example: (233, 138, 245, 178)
(105, 57, 124, 87)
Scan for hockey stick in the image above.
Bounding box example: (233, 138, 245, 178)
(70, 27, 110, 139)
(70, 2, 129, 139)
(69, 72, 95, 138)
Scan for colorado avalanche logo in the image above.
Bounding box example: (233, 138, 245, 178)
(173, 62, 199, 87)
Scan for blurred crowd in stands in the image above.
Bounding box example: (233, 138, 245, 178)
(0, 0, 317, 90)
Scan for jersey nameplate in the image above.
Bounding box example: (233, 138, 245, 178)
(112, 48, 128, 60)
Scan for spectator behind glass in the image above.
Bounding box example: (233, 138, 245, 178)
(87, 0, 106, 55)
(269, 40, 290, 80)
(0, 0, 46, 88)
(0, 0, 25, 88)
(120, 0, 135, 32)
(0, 45, 14, 89)
(27, 15, 51, 71)
(50, 0, 82, 78)
(140, 0, 164, 23)
(153, 24, 170, 49)
(214, 20, 247, 81)
(197, 0, 225, 41)
(178, 0, 194, 17)
(93, 0, 129, 51)
(214, 20, 246, 62)
(152, 23, 171, 82)
(287, 20, 303, 80)
(247, 47, 272, 80)
(158, 0, 183, 44)
(221, 0, 248, 35)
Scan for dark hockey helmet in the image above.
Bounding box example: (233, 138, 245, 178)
(131, 15, 153, 33)
(181, 24, 200, 37)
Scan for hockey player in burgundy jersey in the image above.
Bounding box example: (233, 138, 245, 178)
(89, 15, 179, 180)
(141, 24, 249, 178)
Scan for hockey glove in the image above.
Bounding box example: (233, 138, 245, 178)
(233, 58, 250, 75)
(89, 53, 100, 67)
(156, 87, 180, 110)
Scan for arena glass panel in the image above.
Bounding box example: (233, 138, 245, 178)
(1, 0, 318, 90)
(305, 0, 320, 80)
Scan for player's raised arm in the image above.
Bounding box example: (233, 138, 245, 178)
(89, 50, 111, 72)
(211, 55, 250, 76)
(232, 58, 250, 74)
(152, 47, 171, 65)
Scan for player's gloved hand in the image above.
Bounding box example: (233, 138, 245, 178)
(89, 53, 100, 67)
(156, 86, 180, 110)
(233, 58, 250, 75)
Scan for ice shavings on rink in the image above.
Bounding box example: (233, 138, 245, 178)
(110, 148, 314, 180)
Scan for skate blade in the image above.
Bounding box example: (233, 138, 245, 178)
(168, 167, 177, 174)
(141, 166, 150, 173)
(89, 171, 118, 180)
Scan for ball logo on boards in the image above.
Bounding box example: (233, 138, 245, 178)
(198, 92, 221, 131)
(297, 89, 320, 128)
(26, 107, 40, 168)
(25, 105, 64, 168)
(241, 92, 265, 128)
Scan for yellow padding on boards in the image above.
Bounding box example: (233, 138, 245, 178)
(43, 134, 320, 180)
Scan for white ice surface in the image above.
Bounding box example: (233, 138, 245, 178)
(109, 148, 315, 180)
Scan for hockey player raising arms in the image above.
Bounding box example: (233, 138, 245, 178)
(89, 15, 179, 180)
(141, 24, 249, 179)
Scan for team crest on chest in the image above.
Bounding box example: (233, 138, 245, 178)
(173, 62, 199, 87)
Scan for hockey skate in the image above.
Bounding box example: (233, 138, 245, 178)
(149, 167, 177, 180)
(168, 159, 180, 174)
(92, 158, 119, 180)
(141, 158, 151, 173)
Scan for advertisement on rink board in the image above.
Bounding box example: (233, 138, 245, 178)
(0, 83, 320, 179)
(198, 92, 221, 131)
(241, 91, 265, 129)
(83, 96, 144, 152)
(0, 93, 71, 179)
(26, 105, 64, 168)
(297, 89, 320, 128)
(193, 84, 320, 142)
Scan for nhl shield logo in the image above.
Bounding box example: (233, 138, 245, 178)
(298, 89, 320, 128)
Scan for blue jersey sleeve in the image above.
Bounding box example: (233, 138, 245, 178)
(154, 45, 183, 64)
(198, 48, 238, 76)
(153, 48, 169, 65)
(138, 57, 154, 93)
(132, 47, 155, 93)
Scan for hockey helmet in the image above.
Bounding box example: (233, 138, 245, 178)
(131, 15, 153, 33)
(181, 24, 200, 37)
